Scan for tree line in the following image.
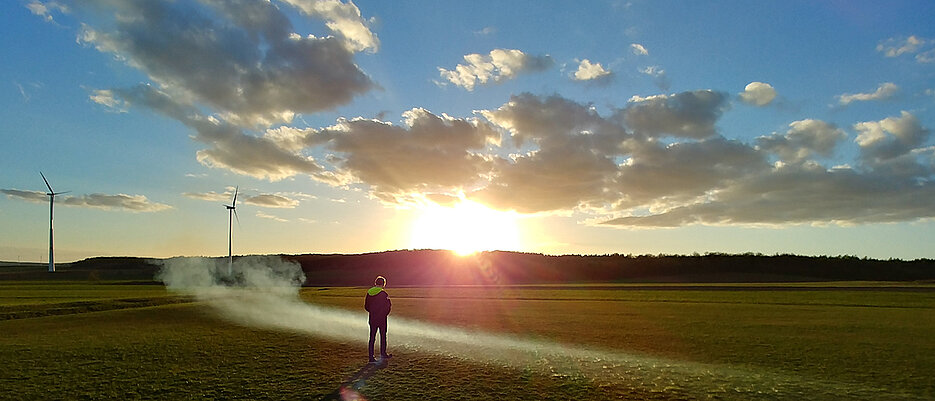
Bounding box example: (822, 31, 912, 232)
(5, 251, 933, 285)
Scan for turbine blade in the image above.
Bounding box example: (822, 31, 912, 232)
(233, 208, 241, 228)
(232, 186, 238, 207)
(53, 191, 71, 196)
(40, 172, 53, 193)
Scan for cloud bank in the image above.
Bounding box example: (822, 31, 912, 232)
(184, 189, 301, 208)
(32, 2, 935, 230)
(93, 85, 935, 228)
(2, 189, 171, 212)
(275, 91, 932, 228)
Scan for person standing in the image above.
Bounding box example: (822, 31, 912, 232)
(364, 275, 392, 363)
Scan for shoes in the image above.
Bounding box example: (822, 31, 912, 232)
(368, 358, 377, 363)
(380, 354, 393, 359)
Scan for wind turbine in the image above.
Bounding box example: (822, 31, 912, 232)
(40, 172, 69, 273)
(225, 186, 239, 275)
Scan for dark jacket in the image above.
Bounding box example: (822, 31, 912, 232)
(364, 286, 391, 323)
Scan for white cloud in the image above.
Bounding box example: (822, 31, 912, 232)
(182, 187, 300, 209)
(739, 82, 777, 106)
(476, 94, 629, 212)
(639, 66, 664, 77)
(184, 190, 301, 209)
(182, 191, 231, 202)
(837, 82, 899, 105)
(474, 93, 768, 214)
(479, 95, 935, 226)
(620, 90, 730, 139)
(76, 0, 374, 128)
(438, 49, 553, 91)
(192, 124, 327, 182)
(316, 108, 500, 201)
(0, 189, 47, 203)
(62, 194, 172, 212)
(602, 110, 935, 227)
(639, 66, 669, 91)
(25, 1, 67, 22)
(602, 162, 935, 227)
(474, 26, 497, 36)
(757, 119, 846, 163)
(112, 84, 331, 182)
(1, 189, 171, 212)
(916, 49, 935, 63)
(52, 0, 935, 229)
(877, 36, 935, 63)
(233, 92, 935, 226)
(877, 35, 926, 57)
(89, 89, 128, 112)
(854, 111, 929, 163)
(630, 43, 649, 56)
(243, 194, 300, 208)
(277, 0, 379, 52)
(256, 211, 288, 222)
(572, 59, 612, 81)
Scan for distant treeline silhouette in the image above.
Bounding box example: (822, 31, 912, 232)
(3, 251, 934, 284)
(284, 250, 935, 286)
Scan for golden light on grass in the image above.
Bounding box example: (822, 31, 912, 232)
(409, 199, 521, 256)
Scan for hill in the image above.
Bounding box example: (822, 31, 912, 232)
(0, 257, 159, 281)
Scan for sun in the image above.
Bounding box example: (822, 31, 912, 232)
(409, 199, 521, 256)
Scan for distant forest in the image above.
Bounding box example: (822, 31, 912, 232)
(17, 250, 932, 285)
(286, 250, 935, 286)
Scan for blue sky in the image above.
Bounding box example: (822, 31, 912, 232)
(2, 0, 935, 262)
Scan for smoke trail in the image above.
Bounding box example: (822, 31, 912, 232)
(155, 256, 916, 400)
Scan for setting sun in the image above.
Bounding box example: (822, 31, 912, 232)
(409, 199, 521, 256)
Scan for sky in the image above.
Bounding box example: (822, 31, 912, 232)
(2, 0, 935, 262)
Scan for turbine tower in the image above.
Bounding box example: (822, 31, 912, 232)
(225, 186, 239, 275)
(40, 172, 69, 273)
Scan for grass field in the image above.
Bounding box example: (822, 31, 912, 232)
(2, 279, 934, 400)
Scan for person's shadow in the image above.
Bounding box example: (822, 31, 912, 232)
(321, 360, 389, 400)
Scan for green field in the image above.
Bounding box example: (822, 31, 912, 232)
(2, 280, 934, 400)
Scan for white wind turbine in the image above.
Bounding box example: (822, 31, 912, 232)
(40, 172, 69, 273)
(225, 186, 240, 275)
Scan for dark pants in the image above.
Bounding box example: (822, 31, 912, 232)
(368, 319, 387, 359)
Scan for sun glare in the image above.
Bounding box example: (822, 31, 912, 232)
(410, 199, 521, 256)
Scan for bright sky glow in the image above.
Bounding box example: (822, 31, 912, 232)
(409, 200, 521, 256)
(2, 1, 935, 261)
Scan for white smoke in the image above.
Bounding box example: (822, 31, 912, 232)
(154, 255, 582, 363)
(154, 256, 908, 399)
